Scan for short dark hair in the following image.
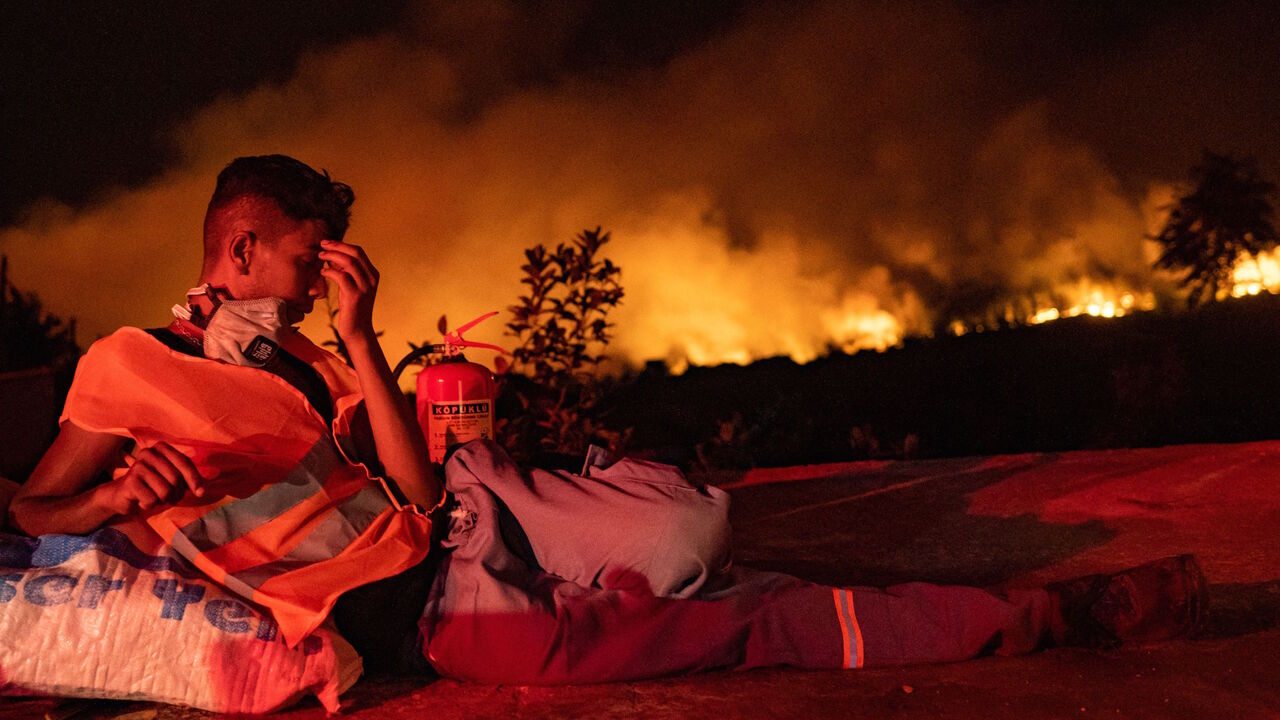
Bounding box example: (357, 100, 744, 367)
(206, 155, 355, 239)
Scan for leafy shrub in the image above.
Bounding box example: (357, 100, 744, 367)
(497, 228, 627, 463)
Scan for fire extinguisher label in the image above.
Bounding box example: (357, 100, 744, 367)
(431, 402, 491, 415)
(427, 400, 493, 462)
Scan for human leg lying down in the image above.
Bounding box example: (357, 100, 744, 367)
(342, 441, 1206, 683)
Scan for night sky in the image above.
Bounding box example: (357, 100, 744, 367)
(3, 1, 1279, 370)
(1, 1, 746, 224)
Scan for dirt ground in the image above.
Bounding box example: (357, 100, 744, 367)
(7, 440, 1280, 719)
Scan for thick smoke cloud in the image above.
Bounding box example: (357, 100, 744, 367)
(3, 1, 1274, 375)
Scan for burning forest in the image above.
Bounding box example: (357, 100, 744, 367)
(3, 2, 1278, 381)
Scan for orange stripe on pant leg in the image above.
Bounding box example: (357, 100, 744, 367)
(832, 587, 852, 669)
(846, 590, 864, 668)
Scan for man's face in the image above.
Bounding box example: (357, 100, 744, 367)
(242, 208, 329, 324)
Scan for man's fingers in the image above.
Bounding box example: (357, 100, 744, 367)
(321, 240, 378, 285)
(319, 252, 372, 293)
(132, 487, 160, 513)
(319, 240, 380, 338)
(319, 239, 367, 264)
(346, 243, 379, 281)
(151, 443, 205, 496)
(321, 264, 363, 294)
(134, 450, 195, 506)
(128, 465, 169, 509)
(110, 480, 151, 515)
(135, 452, 182, 491)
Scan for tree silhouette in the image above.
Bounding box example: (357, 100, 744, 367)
(1, 255, 81, 376)
(1152, 151, 1278, 306)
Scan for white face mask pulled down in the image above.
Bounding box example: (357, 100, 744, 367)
(172, 285, 291, 368)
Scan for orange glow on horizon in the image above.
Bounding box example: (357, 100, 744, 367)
(2, 5, 1270, 381)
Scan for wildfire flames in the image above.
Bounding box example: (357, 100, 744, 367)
(658, 257, 1264, 370)
(940, 251, 1280, 341)
(1230, 250, 1280, 298)
(949, 281, 1158, 337)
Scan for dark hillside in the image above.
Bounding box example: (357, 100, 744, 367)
(610, 294, 1280, 467)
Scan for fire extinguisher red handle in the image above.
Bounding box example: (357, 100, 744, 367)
(443, 312, 508, 356)
(451, 311, 499, 336)
(391, 311, 508, 381)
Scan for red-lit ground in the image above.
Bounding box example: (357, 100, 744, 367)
(8, 441, 1280, 719)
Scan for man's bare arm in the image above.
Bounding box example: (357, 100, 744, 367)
(320, 239, 442, 509)
(9, 424, 205, 536)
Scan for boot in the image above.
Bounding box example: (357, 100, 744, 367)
(1046, 554, 1207, 649)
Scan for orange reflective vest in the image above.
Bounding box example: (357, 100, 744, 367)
(60, 327, 433, 646)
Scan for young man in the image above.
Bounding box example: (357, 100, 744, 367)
(10, 155, 440, 646)
(10, 155, 1207, 684)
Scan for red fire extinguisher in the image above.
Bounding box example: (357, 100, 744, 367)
(393, 312, 506, 463)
